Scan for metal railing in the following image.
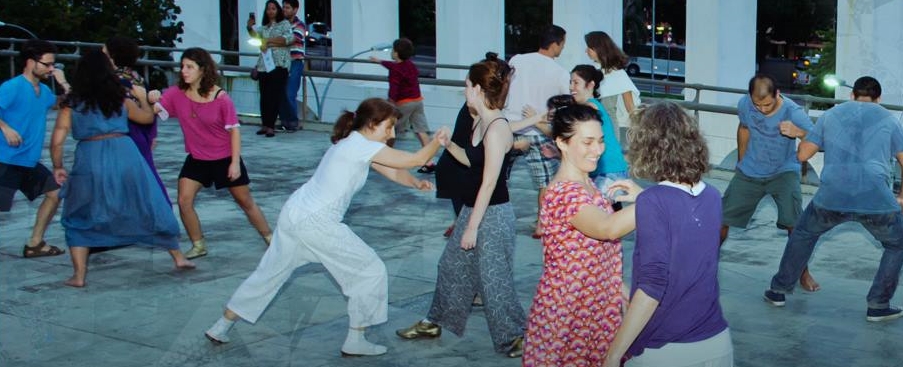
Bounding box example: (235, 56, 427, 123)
(4, 37, 902, 123)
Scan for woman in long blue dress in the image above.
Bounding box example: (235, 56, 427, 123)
(50, 50, 195, 288)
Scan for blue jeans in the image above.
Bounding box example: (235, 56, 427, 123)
(278, 59, 304, 129)
(770, 203, 903, 308)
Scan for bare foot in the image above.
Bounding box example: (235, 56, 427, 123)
(800, 270, 820, 292)
(64, 276, 85, 288)
(175, 259, 196, 270)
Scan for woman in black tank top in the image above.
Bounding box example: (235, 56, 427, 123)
(397, 52, 528, 358)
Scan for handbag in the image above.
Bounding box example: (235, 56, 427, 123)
(250, 68, 259, 81)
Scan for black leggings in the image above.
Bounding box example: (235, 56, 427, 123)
(257, 67, 288, 129)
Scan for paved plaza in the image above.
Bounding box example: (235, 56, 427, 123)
(1, 115, 902, 367)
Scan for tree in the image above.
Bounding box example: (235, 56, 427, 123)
(758, 0, 834, 55)
(0, 0, 184, 89)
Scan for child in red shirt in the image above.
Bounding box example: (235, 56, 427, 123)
(370, 38, 435, 173)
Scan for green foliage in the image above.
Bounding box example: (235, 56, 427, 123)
(0, 0, 184, 89)
(801, 31, 836, 100)
(399, 0, 435, 48)
(505, 0, 552, 57)
(758, 0, 834, 47)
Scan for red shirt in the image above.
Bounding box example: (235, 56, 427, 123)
(379, 59, 421, 102)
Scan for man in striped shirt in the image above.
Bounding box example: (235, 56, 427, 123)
(280, 0, 306, 132)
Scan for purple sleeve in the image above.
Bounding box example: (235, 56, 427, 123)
(633, 192, 671, 301)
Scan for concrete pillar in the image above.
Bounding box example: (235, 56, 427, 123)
(175, 0, 222, 62)
(552, 0, 622, 70)
(685, 0, 756, 166)
(435, 0, 504, 80)
(836, 0, 903, 105)
(331, 0, 399, 75)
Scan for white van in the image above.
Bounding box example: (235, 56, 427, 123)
(626, 43, 686, 79)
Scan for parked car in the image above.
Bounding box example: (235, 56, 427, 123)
(793, 55, 820, 86)
(306, 22, 331, 46)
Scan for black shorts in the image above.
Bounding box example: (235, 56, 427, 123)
(0, 162, 60, 212)
(178, 155, 251, 190)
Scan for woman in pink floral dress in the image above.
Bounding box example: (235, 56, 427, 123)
(523, 97, 642, 366)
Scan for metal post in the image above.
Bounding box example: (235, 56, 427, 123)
(301, 60, 308, 122)
(650, 0, 656, 83)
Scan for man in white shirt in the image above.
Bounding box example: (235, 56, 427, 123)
(504, 25, 570, 239)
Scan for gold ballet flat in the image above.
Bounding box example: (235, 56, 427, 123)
(506, 336, 524, 358)
(396, 321, 441, 339)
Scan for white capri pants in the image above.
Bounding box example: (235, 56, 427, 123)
(626, 328, 733, 367)
(226, 204, 388, 328)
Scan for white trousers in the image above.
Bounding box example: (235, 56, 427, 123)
(226, 204, 388, 328)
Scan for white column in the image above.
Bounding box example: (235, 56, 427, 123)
(331, 0, 398, 75)
(685, 0, 756, 166)
(552, 0, 622, 70)
(435, 0, 504, 80)
(175, 0, 222, 62)
(836, 0, 903, 105)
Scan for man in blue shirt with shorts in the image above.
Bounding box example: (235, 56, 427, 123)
(721, 74, 817, 290)
(0, 39, 69, 258)
(765, 77, 903, 322)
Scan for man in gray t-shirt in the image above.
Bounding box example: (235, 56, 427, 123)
(766, 76, 903, 322)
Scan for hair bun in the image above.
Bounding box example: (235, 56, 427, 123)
(485, 52, 499, 61)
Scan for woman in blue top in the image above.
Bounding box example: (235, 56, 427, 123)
(50, 50, 196, 288)
(568, 65, 629, 194)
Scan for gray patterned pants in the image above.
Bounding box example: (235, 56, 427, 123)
(427, 203, 526, 352)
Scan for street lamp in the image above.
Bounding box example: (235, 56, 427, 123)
(824, 74, 851, 89)
(316, 42, 393, 119)
(0, 20, 38, 39)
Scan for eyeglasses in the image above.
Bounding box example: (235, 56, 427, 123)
(34, 59, 55, 68)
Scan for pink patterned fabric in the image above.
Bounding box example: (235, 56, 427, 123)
(523, 181, 624, 366)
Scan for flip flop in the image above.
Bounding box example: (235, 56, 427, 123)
(23, 241, 66, 258)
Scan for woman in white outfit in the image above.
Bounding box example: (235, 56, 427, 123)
(204, 98, 448, 357)
(584, 31, 641, 142)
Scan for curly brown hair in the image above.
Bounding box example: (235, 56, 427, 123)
(627, 101, 709, 183)
(177, 48, 219, 98)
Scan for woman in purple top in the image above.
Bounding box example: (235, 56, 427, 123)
(603, 102, 732, 367)
(102, 36, 170, 205)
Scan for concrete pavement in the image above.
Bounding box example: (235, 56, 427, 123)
(1, 115, 901, 367)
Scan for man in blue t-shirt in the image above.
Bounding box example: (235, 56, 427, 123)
(0, 39, 69, 258)
(720, 74, 818, 291)
(765, 77, 903, 322)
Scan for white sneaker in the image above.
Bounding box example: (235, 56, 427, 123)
(341, 339, 387, 357)
(204, 317, 234, 344)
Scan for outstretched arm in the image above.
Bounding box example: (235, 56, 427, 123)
(370, 163, 434, 191)
(371, 127, 449, 169)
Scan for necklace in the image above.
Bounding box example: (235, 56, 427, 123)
(190, 99, 200, 118)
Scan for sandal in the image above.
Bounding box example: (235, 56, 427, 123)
(23, 241, 66, 258)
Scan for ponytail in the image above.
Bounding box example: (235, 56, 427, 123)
(331, 111, 356, 143)
(330, 98, 402, 144)
(571, 64, 604, 99)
